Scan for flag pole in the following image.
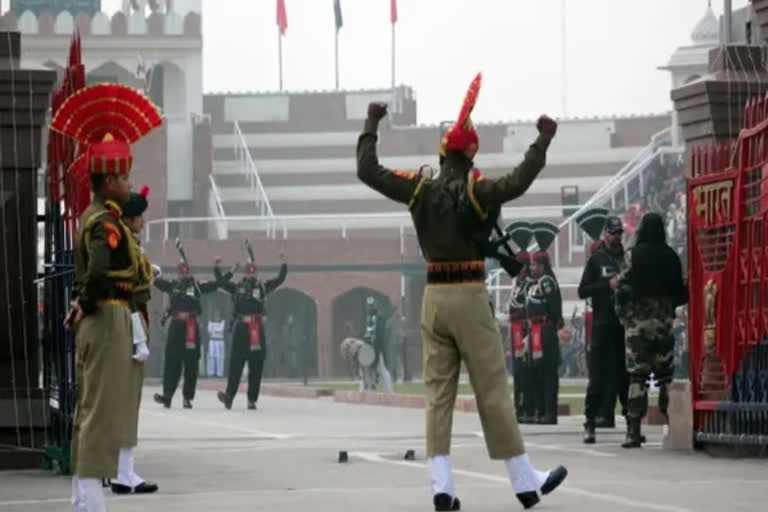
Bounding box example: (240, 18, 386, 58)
(335, 29, 340, 90)
(391, 22, 395, 89)
(278, 29, 284, 91)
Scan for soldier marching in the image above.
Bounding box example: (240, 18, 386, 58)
(357, 72, 567, 511)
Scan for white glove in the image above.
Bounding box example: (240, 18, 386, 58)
(133, 342, 150, 362)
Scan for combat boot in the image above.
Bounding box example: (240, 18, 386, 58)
(621, 418, 643, 448)
(153, 393, 170, 409)
(433, 493, 461, 511)
(247, 401, 257, 410)
(583, 422, 596, 444)
(183, 398, 193, 409)
(623, 416, 646, 443)
(217, 391, 233, 410)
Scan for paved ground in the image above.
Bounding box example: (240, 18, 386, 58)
(0, 386, 765, 511)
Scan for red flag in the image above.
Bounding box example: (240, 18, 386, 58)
(277, 0, 288, 35)
(390, 0, 397, 24)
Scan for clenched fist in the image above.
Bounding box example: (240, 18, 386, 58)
(536, 115, 558, 137)
(367, 102, 388, 121)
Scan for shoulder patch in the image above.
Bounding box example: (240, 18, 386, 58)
(103, 221, 122, 250)
(540, 275, 557, 294)
(393, 169, 417, 180)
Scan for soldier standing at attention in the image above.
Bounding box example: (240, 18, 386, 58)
(108, 185, 159, 495)
(506, 222, 536, 424)
(615, 212, 687, 448)
(509, 253, 534, 423)
(578, 215, 629, 443)
(216, 251, 287, 410)
(357, 73, 567, 511)
(153, 260, 222, 409)
(526, 223, 564, 425)
(55, 83, 163, 510)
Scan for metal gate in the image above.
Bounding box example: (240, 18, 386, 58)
(688, 95, 768, 449)
(39, 33, 86, 473)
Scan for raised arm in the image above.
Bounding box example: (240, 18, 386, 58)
(357, 102, 424, 206)
(470, 116, 557, 217)
(214, 262, 238, 294)
(153, 276, 175, 294)
(265, 261, 288, 294)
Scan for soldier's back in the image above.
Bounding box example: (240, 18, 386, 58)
(410, 174, 485, 263)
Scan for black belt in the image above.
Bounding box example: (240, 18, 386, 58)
(427, 261, 485, 284)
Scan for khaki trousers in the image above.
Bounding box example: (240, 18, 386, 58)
(72, 303, 133, 478)
(422, 283, 525, 459)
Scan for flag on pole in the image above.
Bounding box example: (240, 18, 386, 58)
(277, 0, 288, 35)
(390, 0, 398, 24)
(334, 0, 343, 31)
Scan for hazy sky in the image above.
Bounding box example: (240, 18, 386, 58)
(4, 0, 753, 124)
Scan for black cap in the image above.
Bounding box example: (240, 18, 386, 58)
(604, 216, 624, 234)
(123, 185, 149, 218)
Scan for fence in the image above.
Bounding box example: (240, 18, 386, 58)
(687, 94, 768, 449)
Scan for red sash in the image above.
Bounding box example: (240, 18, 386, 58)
(511, 321, 525, 357)
(185, 317, 196, 349)
(243, 315, 263, 351)
(530, 324, 543, 360)
(585, 311, 594, 346)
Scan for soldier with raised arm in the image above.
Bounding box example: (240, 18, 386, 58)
(357, 73, 567, 511)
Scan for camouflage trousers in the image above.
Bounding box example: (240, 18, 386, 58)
(625, 324, 675, 420)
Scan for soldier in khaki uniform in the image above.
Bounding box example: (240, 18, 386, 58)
(55, 83, 162, 512)
(108, 185, 159, 495)
(357, 73, 567, 511)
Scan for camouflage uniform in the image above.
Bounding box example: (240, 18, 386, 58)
(614, 251, 676, 422)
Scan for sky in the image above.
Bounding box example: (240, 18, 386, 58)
(3, 0, 754, 124)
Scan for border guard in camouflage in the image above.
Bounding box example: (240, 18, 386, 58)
(615, 213, 688, 448)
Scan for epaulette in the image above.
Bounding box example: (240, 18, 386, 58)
(467, 167, 487, 220)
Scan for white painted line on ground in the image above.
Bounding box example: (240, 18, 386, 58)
(0, 483, 503, 507)
(471, 432, 616, 457)
(352, 452, 696, 512)
(141, 409, 297, 440)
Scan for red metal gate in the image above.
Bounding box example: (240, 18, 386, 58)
(688, 95, 768, 448)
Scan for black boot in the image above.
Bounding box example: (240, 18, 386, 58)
(433, 493, 461, 511)
(110, 481, 159, 494)
(516, 466, 568, 509)
(621, 418, 643, 448)
(183, 398, 193, 409)
(218, 391, 232, 410)
(623, 417, 646, 443)
(247, 401, 257, 410)
(583, 422, 596, 444)
(153, 393, 170, 409)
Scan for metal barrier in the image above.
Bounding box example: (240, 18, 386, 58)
(144, 204, 585, 244)
(233, 121, 274, 218)
(687, 94, 768, 449)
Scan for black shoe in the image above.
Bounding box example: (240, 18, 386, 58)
(218, 391, 232, 410)
(515, 465, 568, 510)
(102, 478, 110, 488)
(110, 481, 159, 494)
(247, 401, 257, 410)
(621, 418, 643, 448)
(433, 493, 461, 511)
(583, 423, 596, 444)
(183, 399, 193, 409)
(541, 466, 568, 495)
(153, 393, 170, 409)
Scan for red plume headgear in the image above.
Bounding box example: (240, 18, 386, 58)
(51, 83, 163, 212)
(440, 72, 482, 156)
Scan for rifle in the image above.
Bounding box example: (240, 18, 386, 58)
(176, 237, 201, 296)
